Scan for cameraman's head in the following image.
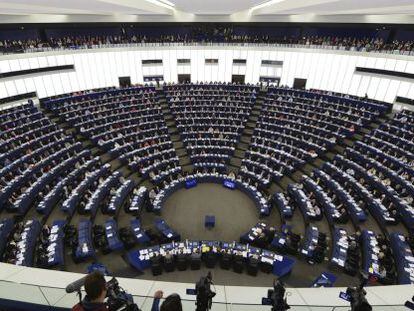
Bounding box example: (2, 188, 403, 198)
(161, 294, 182, 311)
(84, 271, 107, 303)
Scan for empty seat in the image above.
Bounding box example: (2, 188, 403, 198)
(232, 255, 244, 274)
(204, 252, 217, 268)
(220, 253, 232, 270)
(190, 253, 202, 270)
(247, 258, 259, 276)
(151, 256, 163, 276)
(260, 261, 273, 274)
(163, 255, 175, 272)
(177, 254, 188, 271)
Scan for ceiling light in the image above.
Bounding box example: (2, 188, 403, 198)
(157, 0, 175, 6)
(145, 0, 175, 9)
(250, 0, 286, 12)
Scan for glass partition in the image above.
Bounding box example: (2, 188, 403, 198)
(13, 43, 414, 57)
(0, 281, 407, 311)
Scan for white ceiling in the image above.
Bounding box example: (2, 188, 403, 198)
(0, 0, 413, 23)
(253, 0, 414, 15)
(170, 0, 264, 15)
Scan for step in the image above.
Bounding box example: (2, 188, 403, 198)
(100, 152, 115, 164)
(112, 163, 131, 177)
(173, 141, 184, 149)
(65, 128, 77, 135)
(290, 170, 305, 182)
(179, 158, 191, 166)
(299, 163, 317, 175)
(340, 139, 354, 147)
(81, 140, 94, 148)
(176, 149, 188, 157)
(240, 138, 251, 145)
(229, 158, 242, 168)
(182, 165, 194, 173)
(358, 128, 371, 134)
(87, 147, 99, 155)
(234, 149, 246, 158)
(236, 142, 249, 150)
(121, 167, 135, 178)
(322, 152, 336, 161)
(269, 183, 284, 194)
(171, 134, 181, 142)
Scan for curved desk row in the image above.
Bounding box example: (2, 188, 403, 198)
(152, 173, 270, 216)
(126, 239, 295, 277)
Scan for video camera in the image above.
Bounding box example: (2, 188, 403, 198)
(262, 280, 290, 311)
(186, 271, 216, 311)
(105, 277, 139, 311)
(66, 275, 139, 311)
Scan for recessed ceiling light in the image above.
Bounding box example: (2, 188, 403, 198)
(145, 0, 175, 9)
(157, 0, 175, 7)
(250, 0, 286, 12)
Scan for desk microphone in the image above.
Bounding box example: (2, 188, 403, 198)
(65, 276, 88, 293)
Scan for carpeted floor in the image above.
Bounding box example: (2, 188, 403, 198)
(157, 183, 273, 241)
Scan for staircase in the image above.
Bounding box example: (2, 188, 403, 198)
(157, 89, 193, 172)
(228, 89, 266, 171)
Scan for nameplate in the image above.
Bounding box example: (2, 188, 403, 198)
(185, 179, 197, 189)
(223, 179, 236, 189)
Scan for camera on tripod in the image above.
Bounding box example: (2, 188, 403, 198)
(186, 271, 216, 311)
(339, 272, 372, 311)
(262, 280, 290, 311)
(405, 295, 414, 310)
(105, 277, 139, 311)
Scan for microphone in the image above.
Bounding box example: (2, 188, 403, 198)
(65, 276, 88, 294)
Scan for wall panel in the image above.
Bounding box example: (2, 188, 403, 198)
(0, 47, 412, 103)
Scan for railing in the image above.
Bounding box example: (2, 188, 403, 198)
(0, 280, 408, 311)
(1, 42, 414, 57)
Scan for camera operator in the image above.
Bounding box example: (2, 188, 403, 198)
(151, 290, 183, 311)
(195, 272, 216, 311)
(72, 271, 108, 311)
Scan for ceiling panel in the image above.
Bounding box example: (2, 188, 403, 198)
(169, 0, 264, 14)
(252, 0, 414, 15)
(0, 0, 172, 15)
(0, 0, 412, 23)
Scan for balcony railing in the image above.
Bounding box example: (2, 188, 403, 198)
(1, 42, 413, 57)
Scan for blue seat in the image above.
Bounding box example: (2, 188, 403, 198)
(205, 215, 215, 228)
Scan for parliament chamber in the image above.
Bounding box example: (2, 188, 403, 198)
(0, 5, 414, 309)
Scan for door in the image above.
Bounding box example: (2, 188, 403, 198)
(119, 76, 131, 87)
(293, 78, 307, 89)
(232, 74, 245, 84)
(178, 74, 191, 83)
